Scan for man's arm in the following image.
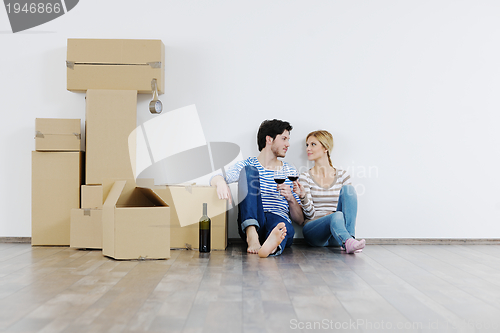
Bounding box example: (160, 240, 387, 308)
(210, 175, 232, 204)
(210, 159, 250, 204)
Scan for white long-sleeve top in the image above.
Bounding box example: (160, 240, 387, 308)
(299, 167, 351, 221)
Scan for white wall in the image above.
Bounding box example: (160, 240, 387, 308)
(1, 0, 500, 238)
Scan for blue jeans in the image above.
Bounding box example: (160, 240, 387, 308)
(302, 185, 357, 247)
(237, 165, 295, 255)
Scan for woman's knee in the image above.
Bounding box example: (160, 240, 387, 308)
(340, 185, 357, 199)
(329, 212, 344, 227)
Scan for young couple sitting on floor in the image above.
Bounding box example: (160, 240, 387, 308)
(210, 119, 366, 258)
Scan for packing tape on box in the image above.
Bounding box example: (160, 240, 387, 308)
(66, 61, 161, 69)
(184, 184, 193, 194)
(34, 131, 80, 139)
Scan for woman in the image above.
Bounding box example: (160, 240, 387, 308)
(294, 130, 365, 253)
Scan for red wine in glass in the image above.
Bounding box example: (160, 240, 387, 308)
(274, 169, 286, 184)
(287, 168, 299, 182)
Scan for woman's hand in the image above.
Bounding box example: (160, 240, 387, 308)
(293, 181, 306, 200)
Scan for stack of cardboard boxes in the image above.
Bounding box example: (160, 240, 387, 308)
(31, 38, 228, 260)
(32, 118, 82, 246)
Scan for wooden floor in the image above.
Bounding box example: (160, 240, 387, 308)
(1, 243, 500, 333)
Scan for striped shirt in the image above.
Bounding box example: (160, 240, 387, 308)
(299, 167, 351, 221)
(224, 157, 301, 224)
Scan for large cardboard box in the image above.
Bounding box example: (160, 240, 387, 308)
(85, 89, 137, 191)
(32, 151, 83, 245)
(81, 185, 103, 209)
(103, 180, 170, 260)
(149, 183, 227, 250)
(70, 209, 102, 249)
(35, 118, 81, 152)
(67, 39, 165, 94)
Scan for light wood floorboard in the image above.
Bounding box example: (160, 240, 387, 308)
(1, 244, 500, 332)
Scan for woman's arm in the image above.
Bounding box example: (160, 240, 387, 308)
(298, 174, 315, 220)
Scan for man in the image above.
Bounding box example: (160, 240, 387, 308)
(211, 119, 304, 257)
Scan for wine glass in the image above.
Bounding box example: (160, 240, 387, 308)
(274, 169, 286, 185)
(287, 168, 299, 182)
(286, 163, 299, 182)
(286, 164, 300, 196)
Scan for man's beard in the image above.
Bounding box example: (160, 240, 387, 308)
(271, 144, 286, 158)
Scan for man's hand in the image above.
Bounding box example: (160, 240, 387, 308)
(279, 182, 305, 225)
(211, 175, 232, 205)
(277, 183, 295, 202)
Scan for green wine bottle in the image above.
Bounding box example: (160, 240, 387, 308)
(199, 203, 211, 252)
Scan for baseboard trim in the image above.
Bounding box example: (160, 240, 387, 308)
(229, 238, 500, 245)
(2, 237, 500, 245)
(0, 237, 31, 243)
(363, 238, 500, 245)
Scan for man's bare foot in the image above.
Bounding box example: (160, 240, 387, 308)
(258, 223, 287, 258)
(246, 226, 261, 254)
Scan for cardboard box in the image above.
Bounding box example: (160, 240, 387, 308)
(70, 209, 102, 249)
(149, 183, 227, 250)
(102, 180, 170, 260)
(85, 89, 137, 191)
(32, 151, 83, 245)
(35, 118, 81, 151)
(67, 39, 165, 94)
(81, 185, 103, 209)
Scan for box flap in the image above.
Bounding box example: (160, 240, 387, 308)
(103, 180, 127, 208)
(135, 178, 156, 188)
(67, 39, 163, 64)
(137, 187, 168, 207)
(102, 180, 126, 258)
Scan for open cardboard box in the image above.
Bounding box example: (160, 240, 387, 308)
(103, 180, 170, 260)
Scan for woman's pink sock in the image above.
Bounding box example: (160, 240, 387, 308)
(345, 238, 365, 254)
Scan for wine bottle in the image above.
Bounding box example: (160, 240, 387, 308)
(199, 203, 211, 253)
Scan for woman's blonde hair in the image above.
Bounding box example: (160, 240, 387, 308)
(306, 130, 334, 167)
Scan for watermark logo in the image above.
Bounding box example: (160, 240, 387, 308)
(129, 105, 243, 226)
(4, 0, 79, 33)
(290, 318, 500, 331)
